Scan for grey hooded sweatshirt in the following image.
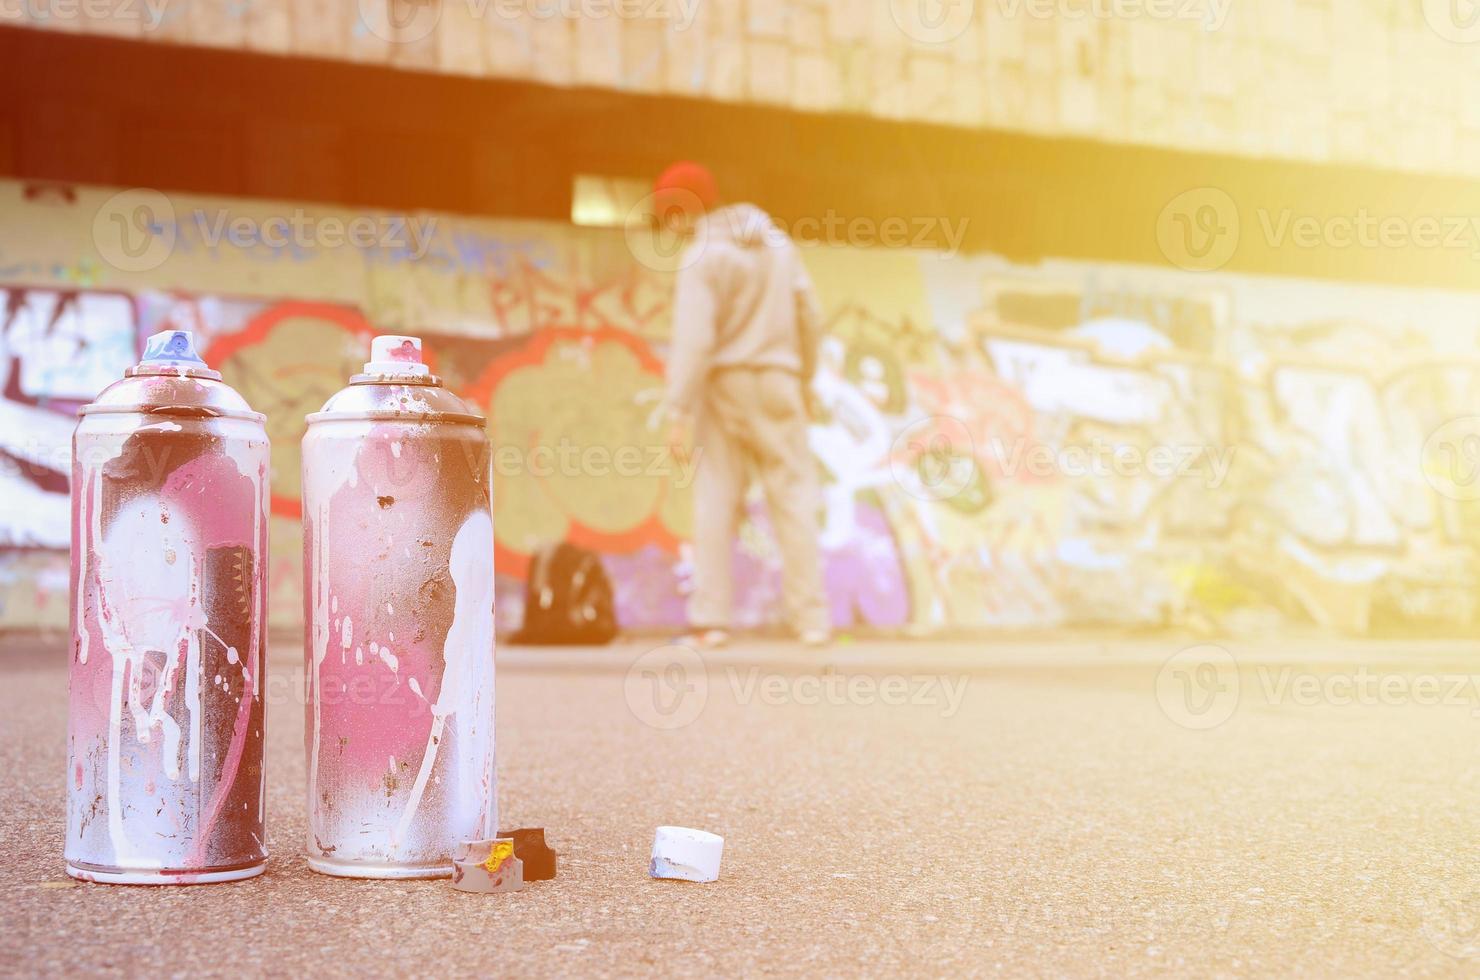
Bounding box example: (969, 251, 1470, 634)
(663, 203, 824, 415)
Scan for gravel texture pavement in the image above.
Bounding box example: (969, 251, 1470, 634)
(7, 634, 1480, 977)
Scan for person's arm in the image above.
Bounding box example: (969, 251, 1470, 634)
(793, 248, 823, 385)
(664, 257, 718, 418)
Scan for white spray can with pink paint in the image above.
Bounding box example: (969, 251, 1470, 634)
(65, 329, 270, 884)
(302, 335, 497, 878)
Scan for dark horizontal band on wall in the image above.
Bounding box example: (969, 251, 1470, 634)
(2, 23, 1477, 294)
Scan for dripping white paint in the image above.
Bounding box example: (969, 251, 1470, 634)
(65, 330, 269, 885)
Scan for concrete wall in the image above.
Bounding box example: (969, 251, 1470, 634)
(5, 179, 1480, 637)
(5, 1, 1477, 178)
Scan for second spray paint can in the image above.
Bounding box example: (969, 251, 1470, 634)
(301, 335, 497, 877)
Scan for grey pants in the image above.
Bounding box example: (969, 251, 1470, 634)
(688, 367, 830, 634)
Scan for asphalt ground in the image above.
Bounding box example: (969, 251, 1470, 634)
(7, 633, 1480, 977)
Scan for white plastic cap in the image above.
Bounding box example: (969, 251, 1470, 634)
(140, 329, 206, 366)
(650, 826, 723, 882)
(364, 335, 429, 376)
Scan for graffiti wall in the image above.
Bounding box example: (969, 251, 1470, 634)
(5, 180, 1480, 636)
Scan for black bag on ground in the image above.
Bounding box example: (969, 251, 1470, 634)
(513, 542, 618, 645)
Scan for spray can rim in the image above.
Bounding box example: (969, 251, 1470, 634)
(304, 406, 486, 425)
(78, 403, 266, 422)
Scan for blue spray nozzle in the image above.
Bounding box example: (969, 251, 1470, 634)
(140, 329, 206, 366)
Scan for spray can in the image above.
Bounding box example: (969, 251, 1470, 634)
(302, 335, 496, 878)
(65, 329, 270, 884)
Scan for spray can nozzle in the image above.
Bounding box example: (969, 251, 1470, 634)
(363, 335, 430, 377)
(140, 329, 206, 367)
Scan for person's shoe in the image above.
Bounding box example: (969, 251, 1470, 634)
(799, 629, 832, 648)
(678, 628, 729, 650)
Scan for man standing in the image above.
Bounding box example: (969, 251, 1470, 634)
(653, 161, 831, 648)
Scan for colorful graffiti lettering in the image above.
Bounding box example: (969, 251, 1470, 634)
(7, 185, 1480, 636)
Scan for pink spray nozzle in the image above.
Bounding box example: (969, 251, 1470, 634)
(364, 335, 429, 377)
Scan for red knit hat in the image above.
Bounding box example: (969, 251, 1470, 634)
(653, 161, 719, 217)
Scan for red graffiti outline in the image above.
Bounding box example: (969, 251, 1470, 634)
(201, 301, 377, 519)
(200, 300, 372, 366)
(464, 327, 678, 579)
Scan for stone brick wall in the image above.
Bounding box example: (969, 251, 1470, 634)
(7, 1, 1477, 178)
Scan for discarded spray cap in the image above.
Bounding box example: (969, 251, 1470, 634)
(450, 839, 524, 894)
(650, 826, 723, 882)
(363, 334, 430, 377)
(456, 829, 557, 881)
(140, 329, 206, 366)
